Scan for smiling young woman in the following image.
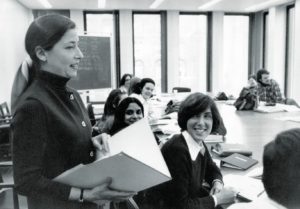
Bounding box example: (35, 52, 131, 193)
(147, 92, 236, 209)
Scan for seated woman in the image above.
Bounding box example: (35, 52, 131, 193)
(130, 78, 155, 121)
(148, 92, 236, 209)
(119, 74, 132, 94)
(128, 76, 141, 96)
(96, 89, 127, 134)
(109, 97, 144, 135)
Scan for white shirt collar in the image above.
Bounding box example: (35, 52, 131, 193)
(182, 131, 205, 160)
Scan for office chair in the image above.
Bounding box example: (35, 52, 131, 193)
(86, 103, 96, 126)
(0, 102, 12, 124)
(172, 87, 191, 93)
(0, 159, 19, 209)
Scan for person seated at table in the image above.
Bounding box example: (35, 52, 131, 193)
(228, 128, 300, 209)
(96, 89, 127, 134)
(119, 74, 132, 94)
(256, 69, 299, 107)
(234, 75, 259, 110)
(128, 76, 141, 96)
(130, 78, 155, 121)
(109, 97, 144, 135)
(147, 92, 236, 209)
(107, 97, 144, 209)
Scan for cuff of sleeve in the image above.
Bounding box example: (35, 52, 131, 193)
(212, 195, 218, 207)
(212, 179, 223, 186)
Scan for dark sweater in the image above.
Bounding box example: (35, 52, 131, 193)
(149, 134, 222, 209)
(12, 70, 97, 209)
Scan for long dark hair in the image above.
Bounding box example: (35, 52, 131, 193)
(119, 74, 132, 86)
(103, 89, 126, 118)
(109, 97, 144, 135)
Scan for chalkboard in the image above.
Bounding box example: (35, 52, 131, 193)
(68, 36, 111, 90)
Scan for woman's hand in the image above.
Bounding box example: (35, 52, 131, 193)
(84, 178, 136, 203)
(92, 133, 111, 159)
(210, 180, 223, 195)
(214, 187, 237, 205)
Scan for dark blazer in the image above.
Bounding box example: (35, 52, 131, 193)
(147, 133, 222, 209)
(12, 70, 97, 209)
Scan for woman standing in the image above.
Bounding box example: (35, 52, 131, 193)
(12, 14, 133, 209)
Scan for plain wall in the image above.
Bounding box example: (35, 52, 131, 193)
(0, 0, 32, 109)
(1, 1, 300, 104)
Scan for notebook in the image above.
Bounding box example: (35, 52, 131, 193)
(211, 143, 252, 157)
(221, 153, 258, 170)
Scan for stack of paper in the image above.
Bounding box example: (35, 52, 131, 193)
(223, 174, 264, 201)
(54, 118, 171, 192)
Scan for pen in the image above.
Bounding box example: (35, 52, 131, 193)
(257, 190, 265, 197)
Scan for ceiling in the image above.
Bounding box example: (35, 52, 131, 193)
(17, 0, 294, 12)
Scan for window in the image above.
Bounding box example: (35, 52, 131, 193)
(286, 6, 295, 97)
(84, 12, 119, 88)
(222, 15, 249, 97)
(133, 13, 162, 91)
(263, 12, 269, 68)
(179, 13, 207, 92)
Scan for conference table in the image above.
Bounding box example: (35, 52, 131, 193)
(151, 94, 300, 208)
(216, 101, 300, 172)
(153, 93, 300, 170)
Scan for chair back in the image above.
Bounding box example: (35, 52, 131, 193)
(87, 103, 96, 126)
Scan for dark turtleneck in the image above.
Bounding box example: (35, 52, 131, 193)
(36, 70, 70, 90)
(12, 69, 97, 209)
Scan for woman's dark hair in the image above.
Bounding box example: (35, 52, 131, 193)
(262, 128, 300, 209)
(109, 97, 144, 135)
(129, 77, 142, 95)
(256, 69, 269, 82)
(103, 89, 126, 117)
(178, 92, 221, 133)
(119, 74, 132, 86)
(134, 78, 155, 94)
(25, 14, 76, 64)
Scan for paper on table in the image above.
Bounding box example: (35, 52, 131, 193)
(223, 174, 264, 201)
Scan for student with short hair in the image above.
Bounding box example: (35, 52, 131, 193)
(148, 92, 236, 209)
(256, 69, 299, 107)
(130, 78, 156, 121)
(228, 128, 300, 209)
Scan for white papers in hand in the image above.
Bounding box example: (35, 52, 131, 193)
(54, 118, 171, 192)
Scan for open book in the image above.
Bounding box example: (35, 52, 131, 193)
(54, 118, 171, 192)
